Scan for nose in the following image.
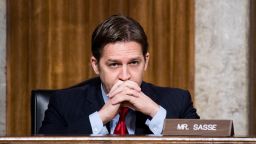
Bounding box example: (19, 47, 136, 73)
(118, 65, 131, 81)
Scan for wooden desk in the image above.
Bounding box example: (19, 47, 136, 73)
(0, 136, 256, 144)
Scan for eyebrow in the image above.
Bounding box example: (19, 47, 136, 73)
(106, 59, 120, 63)
(107, 57, 142, 63)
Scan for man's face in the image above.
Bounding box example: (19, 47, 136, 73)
(91, 41, 149, 93)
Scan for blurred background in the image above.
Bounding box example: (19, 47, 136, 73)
(0, 0, 255, 136)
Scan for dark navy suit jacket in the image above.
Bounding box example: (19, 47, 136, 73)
(39, 77, 199, 135)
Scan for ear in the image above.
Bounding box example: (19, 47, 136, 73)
(91, 56, 100, 75)
(144, 52, 150, 71)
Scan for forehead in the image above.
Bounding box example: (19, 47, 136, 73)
(101, 41, 143, 59)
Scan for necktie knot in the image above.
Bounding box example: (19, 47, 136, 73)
(119, 107, 129, 120)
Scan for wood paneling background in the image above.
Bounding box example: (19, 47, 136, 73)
(7, 0, 195, 135)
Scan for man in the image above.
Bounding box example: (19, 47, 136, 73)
(39, 15, 199, 135)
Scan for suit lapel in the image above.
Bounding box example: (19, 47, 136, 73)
(80, 77, 112, 132)
(83, 77, 105, 113)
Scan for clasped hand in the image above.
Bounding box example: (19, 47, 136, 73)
(98, 80, 159, 124)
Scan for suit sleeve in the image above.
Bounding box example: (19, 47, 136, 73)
(39, 93, 68, 134)
(39, 90, 94, 135)
(181, 90, 200, 119)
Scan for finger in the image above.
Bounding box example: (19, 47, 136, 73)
(109, 84, 131, 98)
(107, 80, 123, 96)
(109, 81, 141, 97)
(108, 84, 126, 98)
(111, 87, 140, 99)
(111, 94, 135, 105)
(123, 80, 141, 92)
(110, 80, 123, 93)
(126, 88, 140, 97)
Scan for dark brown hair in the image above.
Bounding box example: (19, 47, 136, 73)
(91, 15, 148, 60)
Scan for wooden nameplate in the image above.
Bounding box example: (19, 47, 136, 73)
(163, 119, 234, 136)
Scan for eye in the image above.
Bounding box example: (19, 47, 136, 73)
(108, 63, 120, 68)
(129, 61, 140, 66)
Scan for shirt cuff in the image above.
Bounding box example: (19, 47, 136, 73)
(145, 106, 167, 135)
(89, 111, 109, 135)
